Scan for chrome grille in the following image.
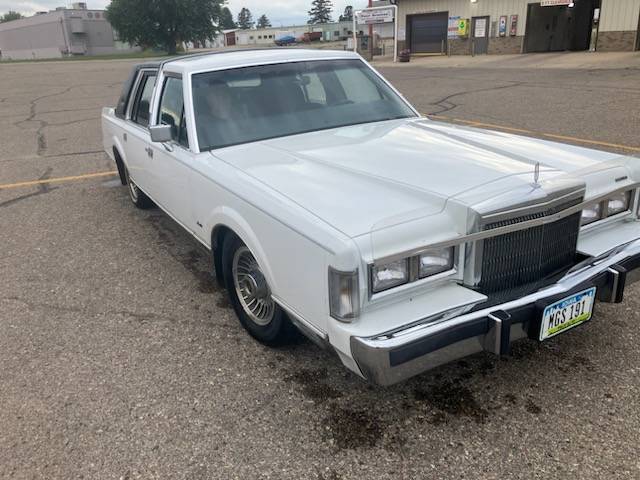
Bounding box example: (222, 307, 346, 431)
(478, 201, 582, 295)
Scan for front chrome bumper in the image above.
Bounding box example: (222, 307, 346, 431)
(351, 239, 640, 386)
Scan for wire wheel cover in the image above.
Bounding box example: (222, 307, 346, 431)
(232, 246, 275, 326)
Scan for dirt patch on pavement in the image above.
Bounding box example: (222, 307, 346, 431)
(325, 406, 383, 450)
(413, 381, 488, 423)
(286, 367, 343, 403)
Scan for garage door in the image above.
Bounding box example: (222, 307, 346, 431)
(524, 1, 596, 53)
(408, 12, 448, 54)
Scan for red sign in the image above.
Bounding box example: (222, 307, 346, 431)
(509, 14, 518, 36)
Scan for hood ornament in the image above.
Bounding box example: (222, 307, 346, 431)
(533, 161, 541, 188)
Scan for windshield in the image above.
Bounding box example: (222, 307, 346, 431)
(192, 59, 417, 151)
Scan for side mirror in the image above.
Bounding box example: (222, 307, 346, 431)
(150, 124, 173, 143)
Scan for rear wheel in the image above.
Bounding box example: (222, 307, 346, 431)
(222, 234, 294, 345)
(124, 166, 154, 209)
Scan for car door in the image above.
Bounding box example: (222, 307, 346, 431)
(148, 74, 196, 231)
(123, 69, 157, 194)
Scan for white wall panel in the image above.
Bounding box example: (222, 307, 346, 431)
(599, 0, 640, 32)
(398, 0, 529, 36)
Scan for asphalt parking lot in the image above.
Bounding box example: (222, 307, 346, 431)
(1, 54, 639, 479)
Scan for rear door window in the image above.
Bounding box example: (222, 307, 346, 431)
(130, 72, 157, 127)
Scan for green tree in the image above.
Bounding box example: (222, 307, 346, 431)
(339, 6, 353, 22)
(219, 7, 236, 29)
(308, 0, 333, 25)
(106, 0, 223, 55)
(237, 7, 254, 30)
(0, 11, 23, 23)
(256, 14, 271, 29)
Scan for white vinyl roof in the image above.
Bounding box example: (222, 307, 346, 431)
(164, 48, 361, 75)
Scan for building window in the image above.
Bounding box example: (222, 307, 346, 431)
(95, 12, 101, 18)
(334, 31, 340, 36)
(87, 12, 93, 18)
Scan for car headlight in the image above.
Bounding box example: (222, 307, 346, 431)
(581, 190, 634, 227)
(329, 268, 360, 322)
(371, 259, 409, 293)
(419, 248, 454, 278)
(606, 190, 631, 217)
(581, 203, 602, 226)
(369, 247, 457, 295)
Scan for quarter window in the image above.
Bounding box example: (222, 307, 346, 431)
(158, 76, 189, 148)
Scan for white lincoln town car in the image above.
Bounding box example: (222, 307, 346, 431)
(102, 49, 640, 385)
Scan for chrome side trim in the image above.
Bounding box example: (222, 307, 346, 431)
(374, 183, 639, 266)
(272, 295, 329, 347)
(128, 180, 212, 251)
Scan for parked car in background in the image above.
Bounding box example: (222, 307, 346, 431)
(102, 49, 640, 386)
(274, 32, 296, 46)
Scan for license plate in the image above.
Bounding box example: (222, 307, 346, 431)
(540, 287, 596, 341)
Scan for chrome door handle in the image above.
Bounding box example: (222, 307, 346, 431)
(145, 147, 153, 158)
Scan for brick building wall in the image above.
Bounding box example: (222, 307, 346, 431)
(596, 31, 638, 51)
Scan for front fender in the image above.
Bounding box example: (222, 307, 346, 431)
(205, 206, 279, 293)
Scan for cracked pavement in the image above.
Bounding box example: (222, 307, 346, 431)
(1, 57, 639, 480)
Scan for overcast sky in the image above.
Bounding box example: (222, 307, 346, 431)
(1, 1, 365, 26)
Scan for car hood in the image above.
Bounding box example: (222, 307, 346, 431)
(211, 118, 627, 238)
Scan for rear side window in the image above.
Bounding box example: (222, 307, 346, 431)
(130, 72, 156, 127)
(158, 76, 188, 148)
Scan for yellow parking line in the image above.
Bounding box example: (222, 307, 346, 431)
(429, 115, 640, 152)
(0, 171, 117, 190)
(539, 133, 640, 152)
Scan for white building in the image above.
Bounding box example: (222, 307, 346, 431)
(0, 4, 140, 60)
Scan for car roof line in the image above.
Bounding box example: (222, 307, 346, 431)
(159, 47, 325, 68)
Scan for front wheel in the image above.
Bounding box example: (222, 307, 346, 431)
(222, 234, 294, 346)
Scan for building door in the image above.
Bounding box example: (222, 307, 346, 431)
(471, 16, 490, 54)
(407, 12, 448, 54)
(524, 1, 597, 53)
